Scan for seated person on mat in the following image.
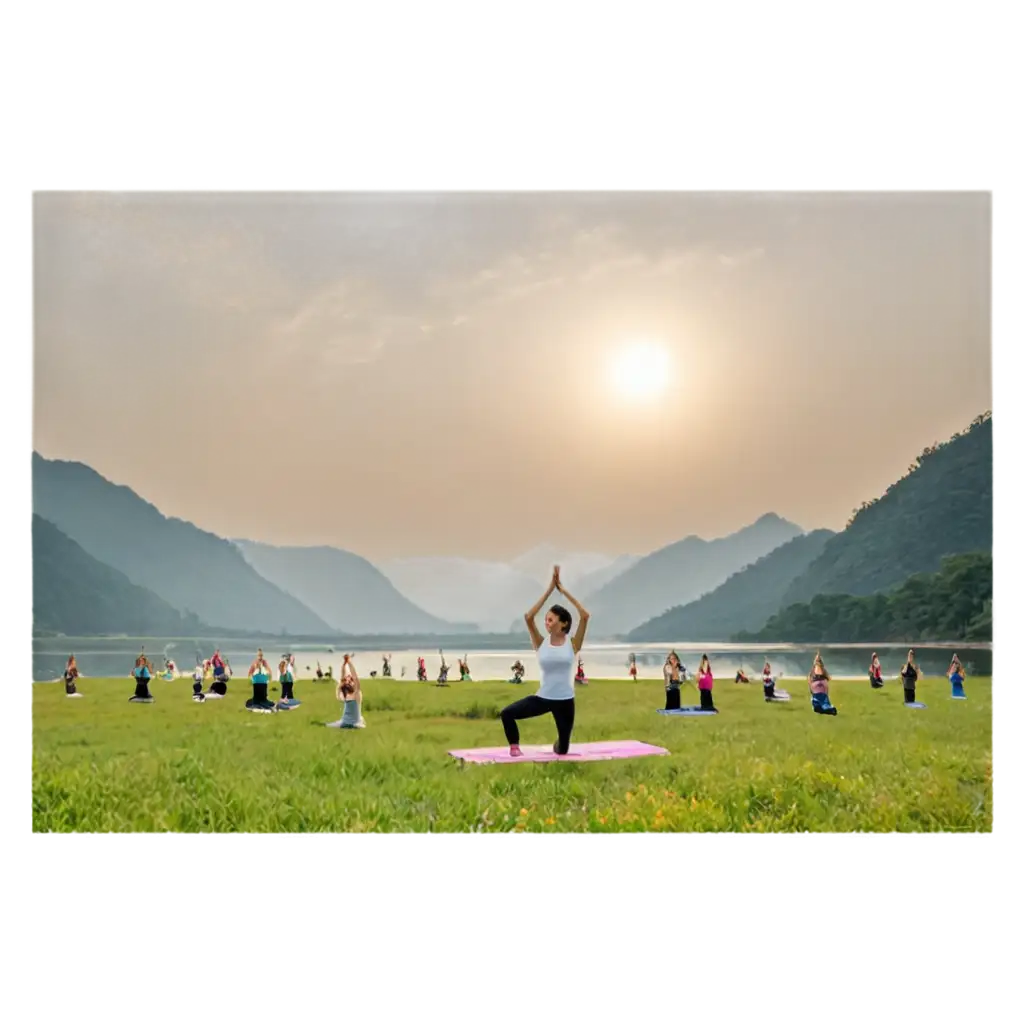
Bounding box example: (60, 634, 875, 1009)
(337, 655, 366, 728)
(245, 649, 276, 711)
(808, 652, 837, 715)
(509, 659, 525, 684)
(869, 652, 884, 688)
(948, 654, 966, 698)
(735, 667, 750, 683)
(901, 649, 921, 705)
(64, 654, 82, 696)
(192, 660, 207, 701)
(130, 653, 155, 702)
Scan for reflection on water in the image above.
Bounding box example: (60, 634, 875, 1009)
(32, 636, 992, 682)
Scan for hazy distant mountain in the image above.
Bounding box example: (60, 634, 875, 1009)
(379, 557, 544, 632)
(510, 546, 621, 586)
(584, 513, 804, 636)
(576, 554, 642, 596)
(33, 454, 332, 635)
(780, 414, 992, 606)
(628, 529, 836, 642)
(234, 540, 457, 635)
(33, 514, 202, 637)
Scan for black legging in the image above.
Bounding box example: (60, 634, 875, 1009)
(501, 695, 575, 754)
(133, 676, 152, 699)
(281, 679, 294, 700)
(699, 688, 715, 711)
(665, 687, 681, 710)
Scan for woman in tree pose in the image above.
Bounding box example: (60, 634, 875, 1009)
(417, 656, 428, 682)
(437, 650, 450, 686)
(499, 566, 590, 757)
(458, 655, 472, 682)
(278, 656, 297, 705)
(382, 654, 392, 678)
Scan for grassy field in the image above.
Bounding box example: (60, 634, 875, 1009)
(32, 674, 991, 832)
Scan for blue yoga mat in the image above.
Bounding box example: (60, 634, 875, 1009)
(904, 701, 928, 709)
(658, 707, 718, 716)
(951, 695, 968, 700)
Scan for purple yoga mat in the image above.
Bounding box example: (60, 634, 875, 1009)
(448, 740, 669, 764)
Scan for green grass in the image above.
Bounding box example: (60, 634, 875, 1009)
(32, 675, 991, 832)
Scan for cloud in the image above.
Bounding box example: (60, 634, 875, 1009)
(44, 189, 770, 372)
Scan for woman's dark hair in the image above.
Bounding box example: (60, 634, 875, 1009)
(341, 679, 355, 697)
(549, 603, 573, 633)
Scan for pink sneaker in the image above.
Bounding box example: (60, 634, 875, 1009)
(509, 745, 523, 757)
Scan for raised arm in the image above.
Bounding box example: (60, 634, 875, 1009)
(524, 572, 559, 650)
(556, 577, 591, 655)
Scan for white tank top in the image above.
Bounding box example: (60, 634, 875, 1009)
(536, 635, 575, 700)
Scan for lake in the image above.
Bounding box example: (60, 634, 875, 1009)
(32, 636, 992, 682)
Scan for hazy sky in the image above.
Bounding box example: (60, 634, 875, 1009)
(33, 192, 991, 561)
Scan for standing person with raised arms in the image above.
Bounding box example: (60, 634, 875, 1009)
(499, 566, 590, 757)
(948, 653, 967, 699)
(869, 652, 884, 689)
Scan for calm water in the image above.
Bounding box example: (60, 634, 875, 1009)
(33, 637, 992, 683)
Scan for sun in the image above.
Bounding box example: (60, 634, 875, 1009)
(608, 341, 671, 398)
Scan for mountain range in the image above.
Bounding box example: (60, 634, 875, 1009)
(626, 412, 992, 642)
(583, 513, 805, 635)
(627, 529, 836, 642)
(33, 413, 991, 640)
(233, 539, 457, 635)
(33, 514, 205, 637)
(33, 454, 332, 635)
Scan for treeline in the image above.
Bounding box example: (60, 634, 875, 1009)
(736, 552, 992, 644)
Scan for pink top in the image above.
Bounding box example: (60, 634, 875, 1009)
(698, 670, 713, 690)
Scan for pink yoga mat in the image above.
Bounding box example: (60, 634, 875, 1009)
(448, 740, 669, 764)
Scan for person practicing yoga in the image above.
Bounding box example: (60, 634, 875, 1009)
(628, 654, 638, 682)
(735, 666, 750, 684)
(64, 654, 82, 697)
(762, 659, 777, 701)
(901, 649, 921, 705)
(697, 654, 717, 712)
(192, 660, 207, 701)
(417, 657, 428, 682)
(664, 651, 683, 710)
(509, 659, 525, 684)
(437, 650, 450, 686)
(948, 653, 967, 699)
(500, 565, 590, 757)
(336, 655, 366, 728)
(382, 654, 392, 678)
(459, 655, 472, 682)
(246, 649, 276, 712)
(869, 652, 884, 689)
(130, 652, 155, 703)
(808, 652, 838, 715)
(278, 657, 297, 704)
(575, 657, 588, 686)
(208, 649, 230, 694)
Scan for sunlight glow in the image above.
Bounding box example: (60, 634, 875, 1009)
(608, 341, 672, 398)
